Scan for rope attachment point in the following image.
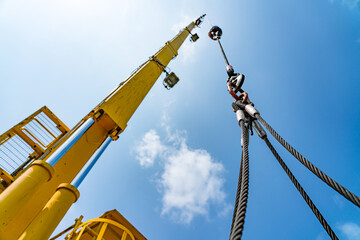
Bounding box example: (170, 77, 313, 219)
(229, 91, 359, 239)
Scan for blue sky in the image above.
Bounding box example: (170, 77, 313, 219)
(0, 0, 360, 239)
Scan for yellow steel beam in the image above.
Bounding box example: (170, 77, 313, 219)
(42, 106, 70, 133)
(0, 106, 70, 163)
(0, 18, 198, 239)
(96, 222, 108, 240)
(13, 126, 45, 155)
(69, 218, 136, 240)
(98, 22, 195, 130)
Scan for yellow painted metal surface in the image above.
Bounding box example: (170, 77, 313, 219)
(0, 106, 69, 157)
(73, 218, 135, 240)
(99, 22, 195, 130)
(62, 209, 145, 240)
(0, 119, 111, 240)
(0, 18, 197, 239)
(0, 106, 69, 179)
(0, 167, 14, 185)
(19, 183, 79, 240)
(42, 106, 70, 133)
(0, 160, 54, 232)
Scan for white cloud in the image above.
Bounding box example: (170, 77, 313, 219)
(135, 129, 164, 167)
(338, 222, 360, 240)
(135, 126, 227, 224)
(161, 141, 225, 224)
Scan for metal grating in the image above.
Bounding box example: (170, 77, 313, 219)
(0, 106, 69, 178)
(0, 135, 34, 174)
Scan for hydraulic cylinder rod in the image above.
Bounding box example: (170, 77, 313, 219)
(46, 118, 95, 166)
(0, 118, 93, 231)
(71, 136, 112, 188)
(19, 136, 111, 240)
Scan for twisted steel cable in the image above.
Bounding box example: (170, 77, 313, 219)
(230, 121, 250, 240)
(229, 157, 243, 239)
(263, 137, 339, 240)
(256, 114, 360, 208)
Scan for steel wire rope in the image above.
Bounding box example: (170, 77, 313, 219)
(229, 157, 243, 239)
(255, 114, 360, 208)
(230, 121, 250, 240)
(262, 136, 339, 240)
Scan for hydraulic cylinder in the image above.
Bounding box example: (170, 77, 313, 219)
(0, 16, 204, 238)
(18, 183, 80, 240)
(0, 160, 53, 230)
(19, 136, 111, 239)
(0, 118, 93, 234)
(72, 136, 112, 188)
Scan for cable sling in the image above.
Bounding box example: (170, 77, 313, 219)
(230, 121, 250, 240)
(262, 136, 339, 240)
(229, 158, 243, 238)
(255, 113, 360, 208)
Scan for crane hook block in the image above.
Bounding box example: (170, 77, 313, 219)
(209, 26, 222, 40)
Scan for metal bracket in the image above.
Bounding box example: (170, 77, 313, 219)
(109, 127, 122, 141)
(150, 56, 168, 73)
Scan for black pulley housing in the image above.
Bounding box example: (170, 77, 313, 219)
(208, 26, 222, 40)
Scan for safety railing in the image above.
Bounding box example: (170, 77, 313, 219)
(64, 218, 136, 240)
(0, 106, 69, 181)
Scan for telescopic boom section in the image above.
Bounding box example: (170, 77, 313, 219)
(0, 16, 202, 240)
(98, 21, 197, 131)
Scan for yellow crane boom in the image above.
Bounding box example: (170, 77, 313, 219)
(0, 15, 204, 240)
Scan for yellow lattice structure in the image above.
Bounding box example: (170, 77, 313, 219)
(0, 106, 68, 191)
(51, 209, 146, 240)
